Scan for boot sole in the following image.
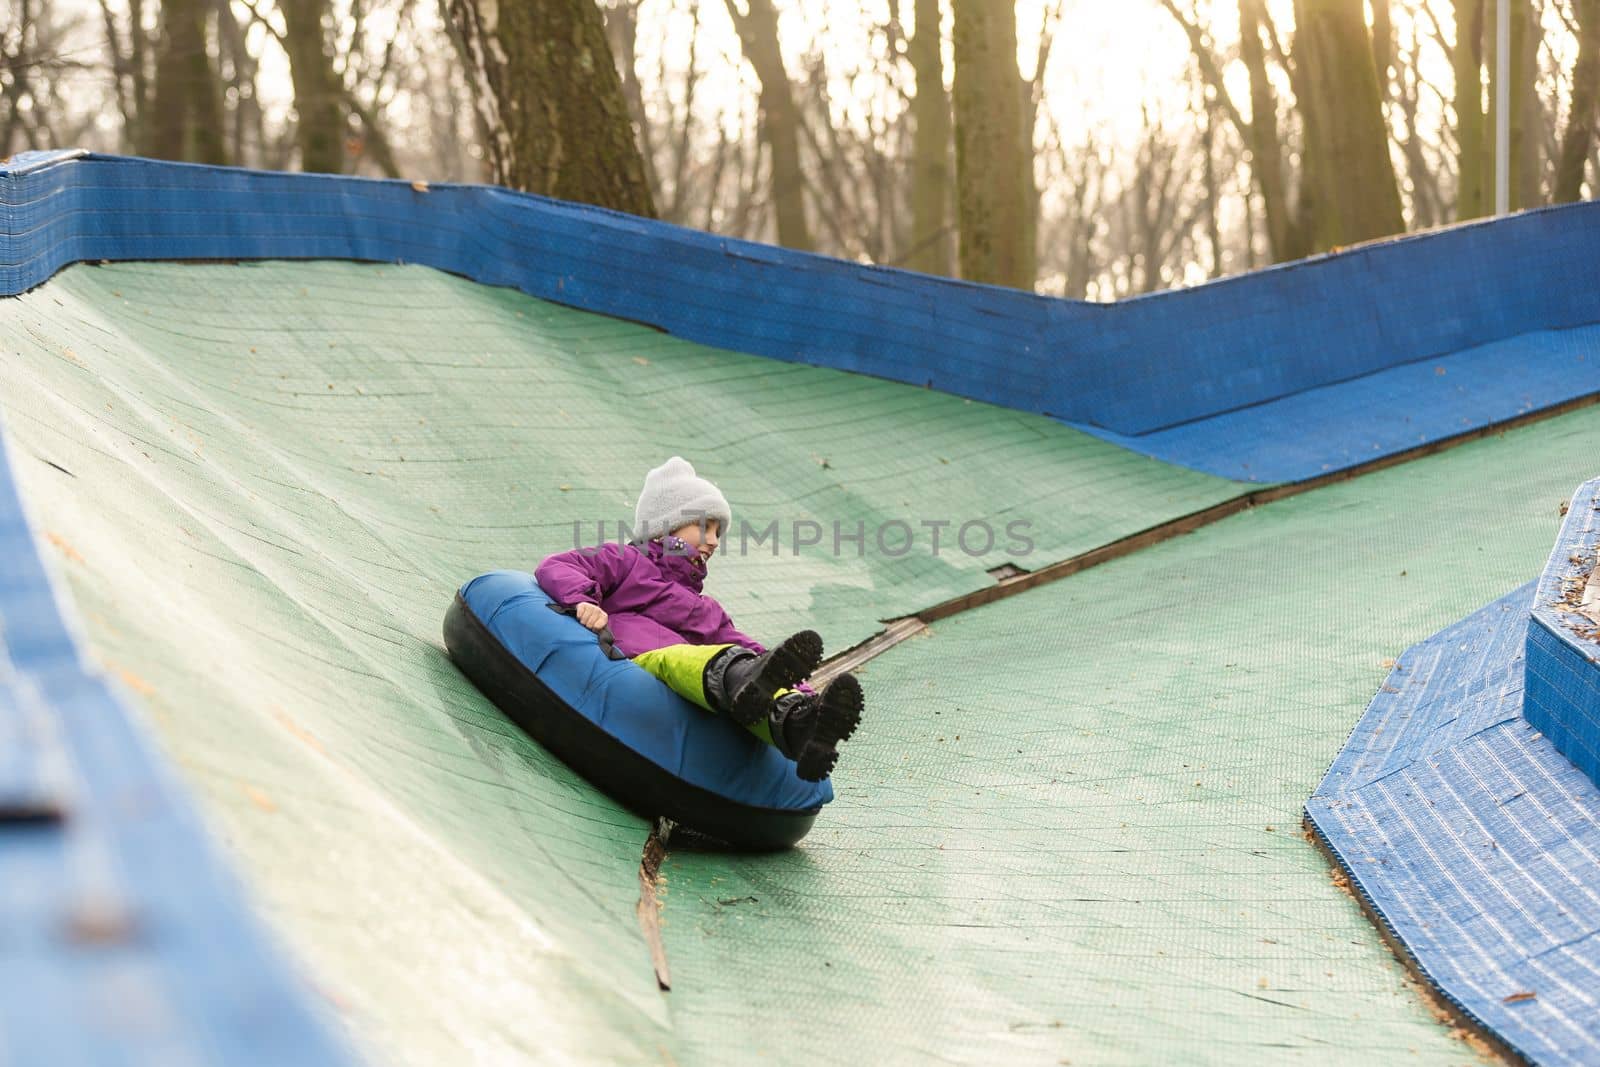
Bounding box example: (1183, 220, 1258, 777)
(728, 630, 824, 726)
(797, 672, 863, 782)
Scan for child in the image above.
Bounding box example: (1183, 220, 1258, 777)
(535, 456, 863, 781)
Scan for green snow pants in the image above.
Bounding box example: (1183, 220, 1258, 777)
(631, 643, 796, 747)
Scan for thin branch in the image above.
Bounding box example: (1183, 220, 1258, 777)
(1155, 0, 1249, 140)
(233, 0, 286, 45)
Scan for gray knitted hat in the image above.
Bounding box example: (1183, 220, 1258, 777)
(632, 456, 732, 543)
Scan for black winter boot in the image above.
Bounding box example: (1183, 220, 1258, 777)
(769, 673, 864, 782)
(704, 631, 824, 726)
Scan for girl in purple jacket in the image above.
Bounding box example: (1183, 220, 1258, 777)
(535, 457, 863, 781)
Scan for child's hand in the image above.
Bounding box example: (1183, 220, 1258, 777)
(575, 603, 608, 631)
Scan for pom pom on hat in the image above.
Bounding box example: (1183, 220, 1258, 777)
(633, 456, 732, 543)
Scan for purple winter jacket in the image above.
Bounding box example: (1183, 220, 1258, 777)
(534, 536, 767, 658)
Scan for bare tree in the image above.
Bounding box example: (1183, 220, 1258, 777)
(277, 0, 347, 172)
(619, 0, 758, 231)
(2, 0, 108, 155)
(793, 50, 882, 259)
(1293, 0, 1405, 248)
(332, 0, 416, 177)
(1556, 0, 1600, 201)
(1162, 0, 1311, 262)
(96, 0, 155, 153)
(1452, 0, 1490, 217)
(723, 0, 813, 250)
(1393, 17, 1445, 228)
(148, 0, 229, 163)
(905, 0, 953, 275)
(1239, 0, 1309, 259)
(602, 0, 664, 207)
(446, 0, 655, 214)
(952, 0, 1033, 288)
(214, 0, 270, 167)
(1503, 0, 1543, 208)
(2, 0, 45, 153)
(1372, 0, 1395, 98)
(1036, 115, 1107, 298)
(1118, 105, 1190, 293)
(1199, 92, 1225, 279)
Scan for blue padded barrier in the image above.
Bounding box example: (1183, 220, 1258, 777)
(1077, 325, 1600, 482)
(0, 427, 355, 1062)
(1525, 478, 1600, 786)
(0, 678, 72, 820)
(5, 151, 1600, 482)
(1306, 585, 1600, 1065)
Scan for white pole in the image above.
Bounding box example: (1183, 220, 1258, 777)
(1495, 0, 1511, 215)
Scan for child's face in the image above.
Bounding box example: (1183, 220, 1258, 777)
(670, 519, 721, 560)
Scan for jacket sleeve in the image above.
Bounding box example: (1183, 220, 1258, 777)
(700, 608, 766, 655)
(534, 543, 632, 607)
(639, 579, 765, 653)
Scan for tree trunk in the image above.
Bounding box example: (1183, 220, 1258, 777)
(723, 0, 812, 250)
(1292, 0, 1404, 249)
(906, 0, 953, 275)
(1237, 0, 1306, 261)
(952, 0, 1034, 289)
(1453, 0, 1488, 219)
(96, 0, 152, 154)
(1019, 4, 1055, 293)
(1370, 0, 1393, 104)
(213, 0, 266, 166)
(1018, 75, 1039, 290)
(447, 0, 656, 216)
(1506, 0, 1541, 208)
(1202, 99, 1223, 279)
(1, 0, 35, 155)
(147, 0, 228, 164)
(1395, 39, 1441, 229)
(344, 89, 402, 178)
(602, 0, 664, 210)
(1243, 177, 1260, 269)
(279, 0, 346, 174)
(130, 0, 151, 148)
(1555, 0, 1600, 202)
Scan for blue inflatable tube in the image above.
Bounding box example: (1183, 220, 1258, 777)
(442, 571, 833, 849)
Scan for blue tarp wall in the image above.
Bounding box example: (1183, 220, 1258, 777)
(5, 151, 1600, 481)
(0, 436, 354, 1062)
(1307, 583, 1600, 1065)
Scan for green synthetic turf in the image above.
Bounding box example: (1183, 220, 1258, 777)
(657, 411, 1600, 1064)
(8, 260, 1589, 1063)
(0, 260, 1247, 654)
(0, 261, 1246, 1066)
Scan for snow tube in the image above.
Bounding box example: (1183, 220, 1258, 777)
(443, 570, 832, 849)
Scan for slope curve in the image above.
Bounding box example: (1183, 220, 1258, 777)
(0, 259, 1242, 1063)
(6, 254, 1599, 1062)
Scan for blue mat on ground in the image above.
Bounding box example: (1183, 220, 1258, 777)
(1078, 325, 1600, 483)
(0, 432, 352, 1061)
(1306, 584, 1600, 1065)
(6, 150, 1600, 483)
